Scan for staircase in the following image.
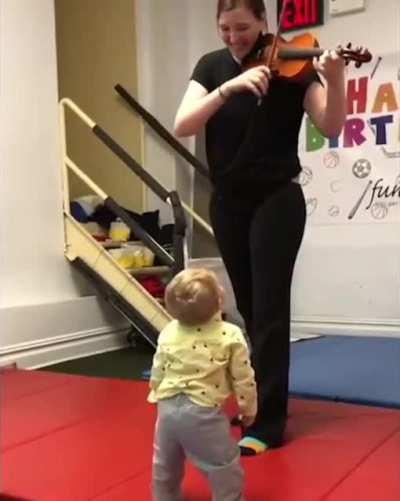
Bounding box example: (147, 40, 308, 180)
(59, 94, 221, 348)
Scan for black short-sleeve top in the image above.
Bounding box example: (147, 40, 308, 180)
(191, 48, 321, 191)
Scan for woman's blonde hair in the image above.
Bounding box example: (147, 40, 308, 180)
(165, 268, 222, 326)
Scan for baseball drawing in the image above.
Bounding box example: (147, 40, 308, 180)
(328, 205, 340, 217)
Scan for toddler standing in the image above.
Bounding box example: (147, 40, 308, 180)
(148, 268, 257, 501)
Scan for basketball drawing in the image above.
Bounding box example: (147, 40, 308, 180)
(323, 151, 340, 169)
(371, 202, 389, 219)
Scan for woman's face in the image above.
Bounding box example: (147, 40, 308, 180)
(217, 6, 266, 60)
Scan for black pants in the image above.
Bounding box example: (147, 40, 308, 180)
(209, 181, 306, 446)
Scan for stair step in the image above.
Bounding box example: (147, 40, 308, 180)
(100, 239, 140, 249)
(128, 266, 171, 277)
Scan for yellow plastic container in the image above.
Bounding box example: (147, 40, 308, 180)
(143, 247, 155, 266)
(109, 219, 131, 242)
(108, 248, 132, 268)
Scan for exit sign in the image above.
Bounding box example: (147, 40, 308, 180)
(278, 0, 324, 32)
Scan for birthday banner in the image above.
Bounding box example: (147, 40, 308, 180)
(298, 52, 400, 225)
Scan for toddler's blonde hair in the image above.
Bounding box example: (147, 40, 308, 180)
(165, 268, 222, 326)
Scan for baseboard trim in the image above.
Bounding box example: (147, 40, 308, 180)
(3, 315, 398, 370)
(292, 319, 400, 338)
(0, 327, 131, 369)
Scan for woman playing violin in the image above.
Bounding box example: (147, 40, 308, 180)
(174, 0, 346, 456)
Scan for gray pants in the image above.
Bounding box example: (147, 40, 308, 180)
(152, 394, 244, 501)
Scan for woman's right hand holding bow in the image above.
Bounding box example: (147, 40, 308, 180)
(220, 65, 271, 100)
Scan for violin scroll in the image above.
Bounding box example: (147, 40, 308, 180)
(337, 43, 372, 68)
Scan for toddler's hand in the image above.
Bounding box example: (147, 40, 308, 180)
(241, 415, 255, 428)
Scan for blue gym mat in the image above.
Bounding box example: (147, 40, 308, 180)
(289, 336, 400, 409)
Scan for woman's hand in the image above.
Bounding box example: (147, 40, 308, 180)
(313, 49, 345, 85)
(305, 46, 348, 138)
(222, 65, 271, 99)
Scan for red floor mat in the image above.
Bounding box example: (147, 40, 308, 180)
(2, 369, 399, 501)
(3, 374, 147, 451)
(324, 430, 400, 500)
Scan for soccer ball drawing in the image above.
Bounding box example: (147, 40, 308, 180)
(352, 159, 372, 179)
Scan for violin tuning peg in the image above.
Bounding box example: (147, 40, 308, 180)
(346, 42, 352, 49)
(336, 44, 344, 55)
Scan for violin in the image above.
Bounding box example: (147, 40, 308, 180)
(242, 32, 372, 82)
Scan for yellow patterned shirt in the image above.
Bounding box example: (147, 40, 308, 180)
(148, 314, 257, 417)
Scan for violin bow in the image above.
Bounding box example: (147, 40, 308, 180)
(266, 0, 289, 67)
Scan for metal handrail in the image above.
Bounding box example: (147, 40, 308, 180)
(59, 97, 186, 271)
(114, 84, 214, 237)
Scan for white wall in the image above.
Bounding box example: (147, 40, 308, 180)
(291, 0, 400, 336)
(0, 0, 127, 368)
(135, 0, 400, 337)
(135, 0, 188, 225)
(134, 0, 221, 227)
